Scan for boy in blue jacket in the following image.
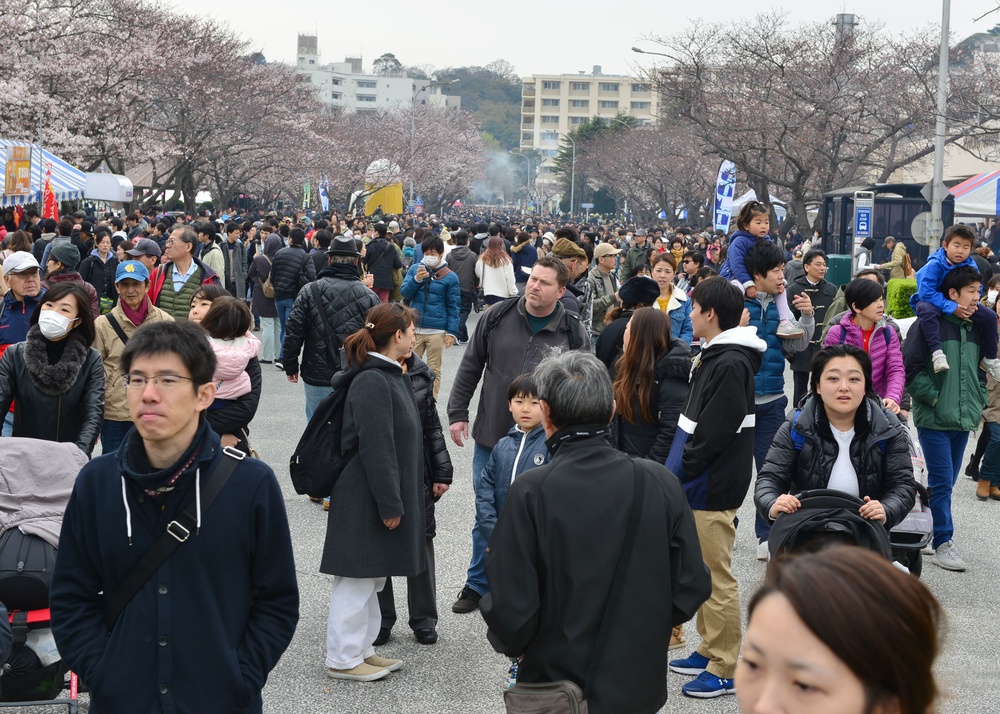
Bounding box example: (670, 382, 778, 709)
(910, 224, 1000, 379)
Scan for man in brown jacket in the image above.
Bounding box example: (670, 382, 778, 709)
(92, 260, 173, 452)
(875, 236, 909, 280)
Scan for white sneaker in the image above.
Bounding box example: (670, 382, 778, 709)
(776, 321, 804, 339)
(981, 357, 1000, 381)
(929, 540, 967, 571)
(756, 541, 769, 561)
(932, 350, 950, 373)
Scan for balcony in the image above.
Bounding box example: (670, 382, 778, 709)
(522, 85, 535, 97)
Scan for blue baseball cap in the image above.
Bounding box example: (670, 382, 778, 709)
(115, 260, 150, 283)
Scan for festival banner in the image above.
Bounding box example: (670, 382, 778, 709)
(713, 160, 737, 233)
(42, 164, 59, 221)
(4, 146, 31, 196)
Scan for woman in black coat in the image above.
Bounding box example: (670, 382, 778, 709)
(321, 302, 425, 681)
(611, 307, 690, 464)
(246, 233, 281, 363)
(77, 230, 119, 313)
(0, 282, 104, 455)
(755, 344, 915, 530)
(595, 276, 660, 377)
(376, 350, 453, 645)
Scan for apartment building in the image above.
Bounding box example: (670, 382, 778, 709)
(520, 66, 658, 183)
(294, 34, 461, 113)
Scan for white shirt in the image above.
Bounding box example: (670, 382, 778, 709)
(827, 425, 860, 497)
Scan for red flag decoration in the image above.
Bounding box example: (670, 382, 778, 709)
(42, 164, 59, 221)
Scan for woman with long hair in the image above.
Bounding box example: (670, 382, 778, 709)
(737, 546, 941, 714)
(475, 236, 517, 305)
(596, 276, 660, 374)
(0, 282, 104, 454)
(321, 302, 426, 681)
(650, 252, 694, 344)
(611, 307, 691, 463)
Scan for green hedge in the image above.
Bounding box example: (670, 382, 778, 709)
(886, 278, 916, 319)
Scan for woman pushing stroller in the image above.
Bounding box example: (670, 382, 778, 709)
(755, 344, 915, 530)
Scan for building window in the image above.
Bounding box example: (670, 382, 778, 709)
(570, 99, 589, 108)
(357, 95, 376, 102)
(541, 149, 559, 157)
(570, 116, 587, 125)
(571, 82, 590, 91)
(542, 98, 560, 107)
(542, 81, 561, 90)
(541, 115, 559, 124)
(599, 100, 619, 109)
(308, 59, 315, 64)
(331, 79, 341, 86)
(630, 101, 651, 110)
(631, 83, 649, 92)
(542, 131, 560, 140)
(357, 80, 377, 89)
(331, 92, 342, 100)
(599, 82, 620, 92)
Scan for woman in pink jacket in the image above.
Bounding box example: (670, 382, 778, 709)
(823, 277, 905, 414)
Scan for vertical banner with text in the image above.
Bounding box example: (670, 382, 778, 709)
(713, 160, 737, 234)
(4, 146, 31, 197)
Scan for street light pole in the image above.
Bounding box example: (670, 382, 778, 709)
(410, 79, 459, 205)
(928, 0, 950, 239)
(562, 132, 576, 219)
(510, 150, 532, 209)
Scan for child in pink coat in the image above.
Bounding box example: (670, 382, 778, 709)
(200, 297, 261, 405)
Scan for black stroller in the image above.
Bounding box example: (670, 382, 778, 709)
(0, 439, 83, 711)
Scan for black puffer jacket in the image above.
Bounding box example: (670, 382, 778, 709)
(755, 394, 915, 529)
(281, 266, 381, 386)
(269, 245, 315, 300)
(611, 338, 691, 464)
(0, 328, 105, 455)
(406, 353, 453, 538)
(363, 238, 402, 290)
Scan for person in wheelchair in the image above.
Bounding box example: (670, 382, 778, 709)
(755, 344, 915, 531)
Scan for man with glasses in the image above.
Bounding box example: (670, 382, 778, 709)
(148, 226, 220, 321)
(51, 320, 299, 713)
(0, 252, 44, 436)
(785, 249, 837, 405)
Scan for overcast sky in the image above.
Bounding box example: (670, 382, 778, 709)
(172, 1, 996, 77)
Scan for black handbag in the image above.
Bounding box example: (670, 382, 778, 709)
(503, 458, 645, 714)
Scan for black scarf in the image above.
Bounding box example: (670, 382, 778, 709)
(118, 417, 211, 498)
(22, 325, 90, 396)
(319, 262, 360, 281)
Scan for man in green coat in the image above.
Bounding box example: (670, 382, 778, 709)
(904, 265, 988, 573)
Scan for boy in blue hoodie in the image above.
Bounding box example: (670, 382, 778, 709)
(910, 224, 1000, 379)
(719, 201, 802, 339)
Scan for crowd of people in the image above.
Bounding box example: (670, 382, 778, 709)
(0, 199, 988, 713)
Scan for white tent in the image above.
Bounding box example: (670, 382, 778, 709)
(731, 189, 787, 221)
(951, 171, 1000, 216)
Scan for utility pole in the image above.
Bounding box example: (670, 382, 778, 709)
(927, 0, 950, 240)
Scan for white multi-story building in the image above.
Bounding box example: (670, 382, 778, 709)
(520, 67, 658, 184)
(294, 34, 460, 113)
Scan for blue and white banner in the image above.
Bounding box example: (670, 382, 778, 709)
(713, 160, 737, 233)
(319, 177, 330, 212)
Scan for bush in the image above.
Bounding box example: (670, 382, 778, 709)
(886, 278, 917, 319)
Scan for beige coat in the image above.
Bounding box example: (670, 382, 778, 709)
(93, 300, 174, 421)
(883, 242, 908, 281)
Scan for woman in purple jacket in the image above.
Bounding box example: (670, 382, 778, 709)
(823, 278, 905, 414)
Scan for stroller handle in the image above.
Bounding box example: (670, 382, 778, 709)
(793, 489, 866, 510)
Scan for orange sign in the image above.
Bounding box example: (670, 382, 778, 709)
(5, 146, 31, 196)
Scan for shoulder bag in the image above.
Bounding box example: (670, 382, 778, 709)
(103, 447, 243, 632)
(502, 458, 646, 714)
(259, 256, 275, 298)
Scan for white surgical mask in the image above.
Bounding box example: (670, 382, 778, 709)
(38, 311, 75, 340)
(423, 255, 440, 268)
(989, 290, 999, 304)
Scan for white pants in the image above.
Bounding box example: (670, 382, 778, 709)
(326, 576, 385, 669)
(260, 316, 280, 362)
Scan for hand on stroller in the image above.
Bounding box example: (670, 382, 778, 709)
(860, 496, 887, 524)
(769, 494, 802, 519)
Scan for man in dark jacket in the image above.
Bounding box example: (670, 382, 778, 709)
(446, 231, 478, 344)
(620, 229, 653, 281)
(785, 249, 838, 405)
(362, 223, 402, 303)
(282, 235, 380, 420)
(270, 227, 316, 350)
(664, 277, 766, 698)
(481, 351, 710, 714)
(50, 320, 298, 713)
(447, 257, 589, 613)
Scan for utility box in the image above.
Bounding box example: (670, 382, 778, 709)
(826, 254, 853, 289)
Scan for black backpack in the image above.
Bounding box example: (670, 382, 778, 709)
(288, 371, 359, 499)
(0, 528, 57, 611)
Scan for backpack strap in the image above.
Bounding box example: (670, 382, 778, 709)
(790, 409, 806, 451)
(105, 313, 130, 346)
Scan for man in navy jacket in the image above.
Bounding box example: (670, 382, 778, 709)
(51, 321, 298, 713)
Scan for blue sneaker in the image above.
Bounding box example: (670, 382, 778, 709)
(668, 650, 710, 675)
(682, 671, 735, 698)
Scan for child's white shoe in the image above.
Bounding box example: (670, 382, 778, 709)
(932, 350, 950, 373)
(776, 321, 804, 339)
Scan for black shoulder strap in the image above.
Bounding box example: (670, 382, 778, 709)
(584, 457, 644, 698)
(103, 447, 243, 632)
(105, 313, 130, 346)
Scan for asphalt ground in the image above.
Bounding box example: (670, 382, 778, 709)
(34, 309, 1000, 712)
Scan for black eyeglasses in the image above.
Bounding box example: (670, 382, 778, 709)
(124, 374, 197, 390)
